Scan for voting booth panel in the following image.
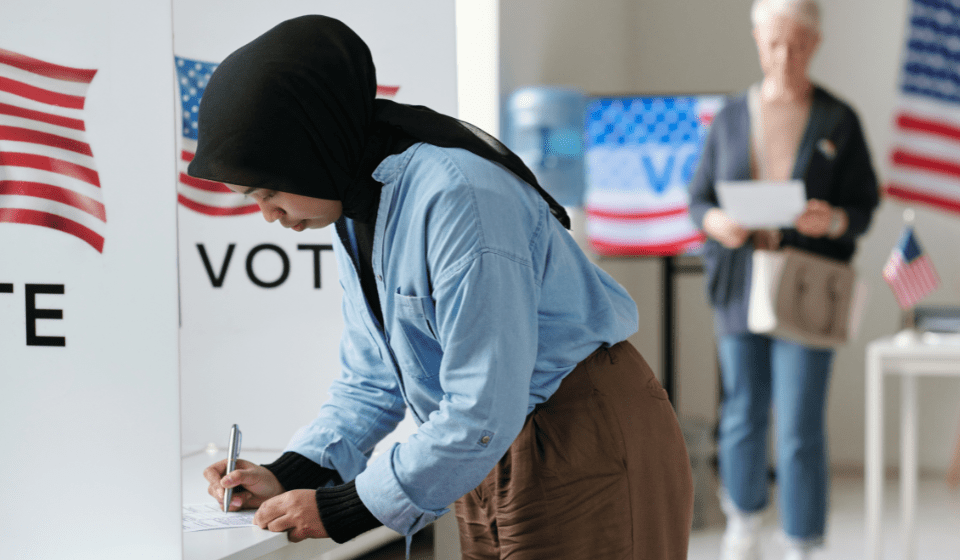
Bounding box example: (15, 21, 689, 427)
(0, 1, 181, 558)
(174, 0, 458, 454)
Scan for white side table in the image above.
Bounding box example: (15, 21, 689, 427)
(865, 332, 960, 560)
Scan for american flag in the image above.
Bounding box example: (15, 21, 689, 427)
(886, 0, 960, 214)
(175, 55, 400, 216)
(584, 95, 723, 256)
(175, 56, 256, 216)
(0, 48, 103, 252)
(883, 226, 940, 309)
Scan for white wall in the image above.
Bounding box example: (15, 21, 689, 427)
(498, 0, 960, 472)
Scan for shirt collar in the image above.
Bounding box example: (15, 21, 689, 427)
(372, 142, 422, 185)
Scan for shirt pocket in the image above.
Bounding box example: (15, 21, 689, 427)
(392, 290, 443, 379)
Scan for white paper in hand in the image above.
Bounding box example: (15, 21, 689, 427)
(716, 180, 806, 229)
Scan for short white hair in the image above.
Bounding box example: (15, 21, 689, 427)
(751, 0, 821, 34)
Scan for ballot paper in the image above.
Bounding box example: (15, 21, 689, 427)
(716, 180, 806, 229)
(183, 503, 257, 532)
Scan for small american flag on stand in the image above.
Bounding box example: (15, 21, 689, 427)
(175, 55, 401, 217)
(883, 225, 940, 309)
(0, 48, 103, 251)
(886, 0, 960, 214)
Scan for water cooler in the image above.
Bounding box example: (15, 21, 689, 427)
(504, 86, 587, 208)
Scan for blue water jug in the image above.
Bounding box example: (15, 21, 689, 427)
(505, 87, 586, 207)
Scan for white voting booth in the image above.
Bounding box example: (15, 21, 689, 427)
(2, 1, 462, 558)
(0, 1, 182, 558)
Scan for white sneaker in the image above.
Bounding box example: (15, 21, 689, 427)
(782, 548, 809, 560)
(718, 488, 763, 560)
(719, 511, 763, 560)
(782, 541, 816, 560)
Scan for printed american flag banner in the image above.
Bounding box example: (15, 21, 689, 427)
(0, 48, 103, 252)
(175, 56, 256, 216)
(175, 54, 400, 217)
(883, 226, 940, 309)
(584, 95, 723, 256)
(886, 0, 960, 214)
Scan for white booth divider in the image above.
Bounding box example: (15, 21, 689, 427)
(2, 1, 459, 556)
(0, 1, 182, 558)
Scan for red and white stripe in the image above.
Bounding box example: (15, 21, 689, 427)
(376, 85, 399, 98)
(882, 251, 940, 309)
(585, 203, 704, 256)
(585, 162, 704, 256)
(176, 84, 401, 217)
(886, 95, 960, 214)
(0, 48, 103, 251)
(177, 137, 258, 216)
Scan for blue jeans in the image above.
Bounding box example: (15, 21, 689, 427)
(717, 333, 834, 543)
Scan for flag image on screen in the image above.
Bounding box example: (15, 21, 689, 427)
(883, 226, 940, 310)
(176, 54, 401, 217)
(0, 47, 103, 252)
(584, 94, 724, 256)
(886, 0, 960, 215)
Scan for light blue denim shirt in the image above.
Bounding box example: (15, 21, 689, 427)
(285, 143, 638, 536)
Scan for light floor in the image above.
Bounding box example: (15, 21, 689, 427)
(688, 471, 960, 560)
(353, 471, 960, 559)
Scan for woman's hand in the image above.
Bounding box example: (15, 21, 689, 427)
(795, 199, 846, 238)
(204, 458, 285, 511)
(254, 489, 329, 542)
(703, 208, 750, 249)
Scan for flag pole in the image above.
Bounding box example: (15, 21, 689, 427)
(897, 207, 918, 343)
(904, 207, 915, 330)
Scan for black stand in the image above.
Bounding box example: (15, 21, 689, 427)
(660, 254, 704, 408)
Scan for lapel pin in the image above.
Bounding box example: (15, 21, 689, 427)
(817, 138, 837, 159)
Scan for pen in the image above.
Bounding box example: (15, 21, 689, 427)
(223, 424, 242, 512)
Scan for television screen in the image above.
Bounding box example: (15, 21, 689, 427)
(584, 94, 726, 257)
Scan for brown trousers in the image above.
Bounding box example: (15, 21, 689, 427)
(454, 341, 693, 559)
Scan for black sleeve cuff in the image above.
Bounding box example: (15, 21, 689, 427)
(315, 480, 384, 543)
(261, 451, 342, 491)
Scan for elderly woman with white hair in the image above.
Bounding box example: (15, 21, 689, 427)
(688, 1, 879, 559)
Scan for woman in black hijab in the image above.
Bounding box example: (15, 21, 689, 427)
(198, 15, 692, 559)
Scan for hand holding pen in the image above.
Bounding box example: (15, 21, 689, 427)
(203, 425, 284, 511)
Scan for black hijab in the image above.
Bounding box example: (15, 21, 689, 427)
(187, 15, 570, 229)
